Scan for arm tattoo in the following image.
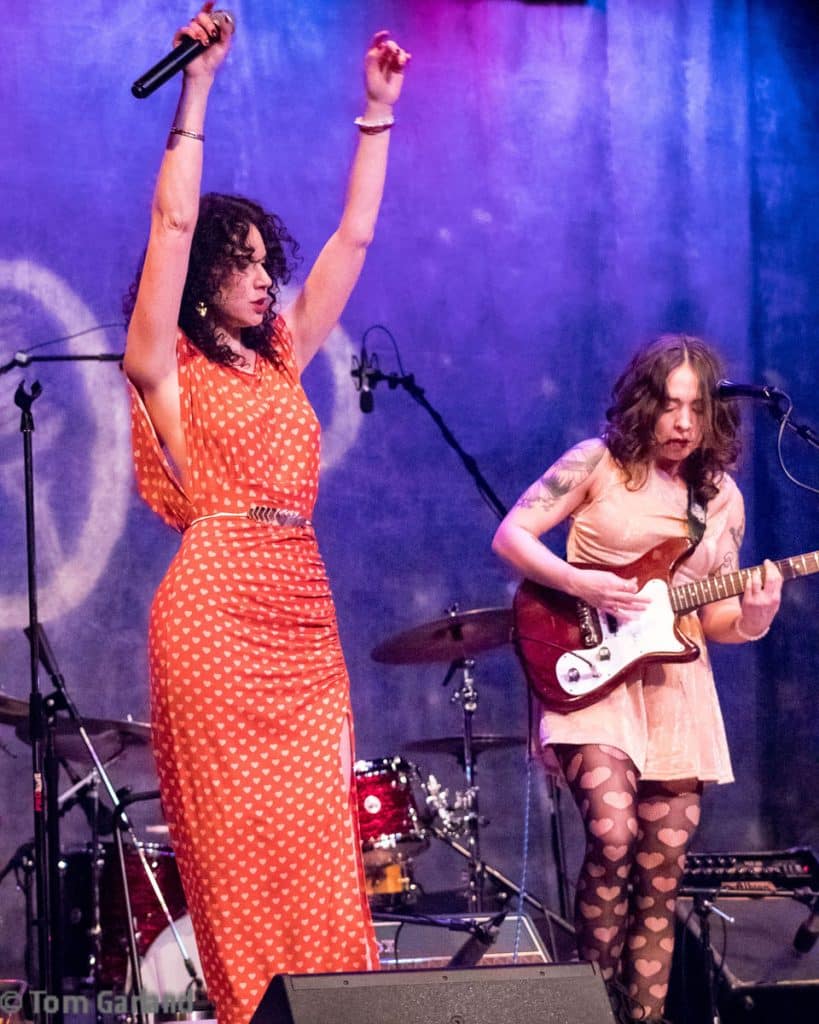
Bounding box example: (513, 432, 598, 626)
(715, 511, 743, 576)
(515, 442, 605, 512)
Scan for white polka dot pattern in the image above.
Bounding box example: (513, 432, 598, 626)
(129, 323, 378, 1024)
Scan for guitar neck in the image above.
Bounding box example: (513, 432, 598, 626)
(671, 550, 819, 614)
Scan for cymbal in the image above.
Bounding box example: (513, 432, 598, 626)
(371, 607, 513, 665)
(0, 692, 29, 725)
(403, 734, 527, 760)
(8, 703, 151, 763)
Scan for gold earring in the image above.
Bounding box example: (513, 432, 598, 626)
(195, 301, 208, 318)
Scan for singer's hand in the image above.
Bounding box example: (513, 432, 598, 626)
(175, 1, 233, 79)
(364, 31, 410, 108)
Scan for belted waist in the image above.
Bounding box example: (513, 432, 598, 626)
(189, 505, 312, 529)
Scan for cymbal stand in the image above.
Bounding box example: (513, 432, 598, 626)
(443, 644, 483, 912)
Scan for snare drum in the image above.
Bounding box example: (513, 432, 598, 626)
(353, 756, 429, 868)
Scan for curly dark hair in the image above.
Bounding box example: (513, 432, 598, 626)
(124, 193, 300, 366)
(603, 334, 741, 504)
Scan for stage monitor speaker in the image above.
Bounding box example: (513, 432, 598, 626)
(670, 894, 819, 1022)
(250, 962, 616, 1024)
(373, 912, 550, 969)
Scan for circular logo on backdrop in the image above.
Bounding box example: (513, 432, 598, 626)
(0, 270, 360, 628)
(0, 259, 131, 626)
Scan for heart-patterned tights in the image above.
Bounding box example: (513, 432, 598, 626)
(554, 743, 702, 1022)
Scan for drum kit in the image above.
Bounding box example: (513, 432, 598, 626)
(0, 602, 563, 1002)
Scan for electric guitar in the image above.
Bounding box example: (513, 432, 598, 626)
(513, 536, 819, 713)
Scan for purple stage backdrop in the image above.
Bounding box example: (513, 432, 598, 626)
(1, 0, 817, 979)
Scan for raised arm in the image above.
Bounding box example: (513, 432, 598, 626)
(492, 439, 648, 617)
(284, 31, 410, 374)
(123, 3, 233, 392)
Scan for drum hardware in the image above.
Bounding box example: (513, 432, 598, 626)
(372, 604, 517, 913)
(374, 602, 574, 928)
(354, 757, 430, 869)
(111, 791, 207, 1016)
(1, 647, 198, 1020)
(421, 773, 484, 839)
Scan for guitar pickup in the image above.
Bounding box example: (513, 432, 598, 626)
(576, 600, 603, 647)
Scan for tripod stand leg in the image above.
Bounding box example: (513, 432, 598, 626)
(546, 773, 572, 922)
(430, 826, 574, 954)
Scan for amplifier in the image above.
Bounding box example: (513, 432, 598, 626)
(682, 846, 819, 895)
(373, 913, 551, 969)
(670, 894, 819, 1022)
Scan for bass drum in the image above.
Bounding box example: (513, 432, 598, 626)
(140, 913, 203, 999)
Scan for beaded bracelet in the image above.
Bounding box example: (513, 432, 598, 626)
(733, 616, 771, 642)
(170, 127, 205, 142)
(354, 115, 395, 135)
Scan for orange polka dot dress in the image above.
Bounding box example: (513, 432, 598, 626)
(128, 323, 378, 1024)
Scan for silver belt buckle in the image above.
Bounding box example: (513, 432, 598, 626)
(247, 505, 310, 528)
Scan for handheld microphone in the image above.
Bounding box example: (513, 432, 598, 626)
(132, 11, 234, 98)
(793, 896, 819, 954)
(715, 379, 786, 403)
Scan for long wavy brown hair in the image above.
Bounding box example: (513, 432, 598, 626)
(124, 193, 300, 367)
(603, 334, 741, 504)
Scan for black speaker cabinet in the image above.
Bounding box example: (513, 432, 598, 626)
(670, 894, 819, 1023)
(250, 962, 616, 1024)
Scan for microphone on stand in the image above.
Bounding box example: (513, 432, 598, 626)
(131, 11, 234, 98)
(351, 342, 376, 414)
(793, 895, 819, 954)
(715, 379, 787, 404)
(445, 910, 508, 968)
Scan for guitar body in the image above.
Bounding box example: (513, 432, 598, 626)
(513, 537, 702, 713)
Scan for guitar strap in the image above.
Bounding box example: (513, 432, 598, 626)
(686, 483, 708, 547)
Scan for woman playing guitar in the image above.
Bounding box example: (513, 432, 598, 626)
(492, 335, 782, 1023)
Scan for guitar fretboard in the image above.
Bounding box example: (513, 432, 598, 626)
(671, 550, 819, 614)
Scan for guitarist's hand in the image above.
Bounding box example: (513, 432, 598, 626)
(737, 559, 782, 637)
(567, 568, 651, 619)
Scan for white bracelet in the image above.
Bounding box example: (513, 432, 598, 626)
(354, 114, 395, 135)
(733, 616, 770, 642)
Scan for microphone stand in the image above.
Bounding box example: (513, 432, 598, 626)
(5, 351, 191, 1013)
(0, 352, 123, 375)
(355, 362, 574, 928)
(371, 909, 508, 969)
(763, 393, 819, 449)
(13, 379, 62, 1024)
(357, 367, 507, 519)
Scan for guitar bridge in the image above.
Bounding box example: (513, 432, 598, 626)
(576, 600, 602, 647)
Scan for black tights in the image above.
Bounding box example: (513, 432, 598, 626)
(554, 744, 702, 1021)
